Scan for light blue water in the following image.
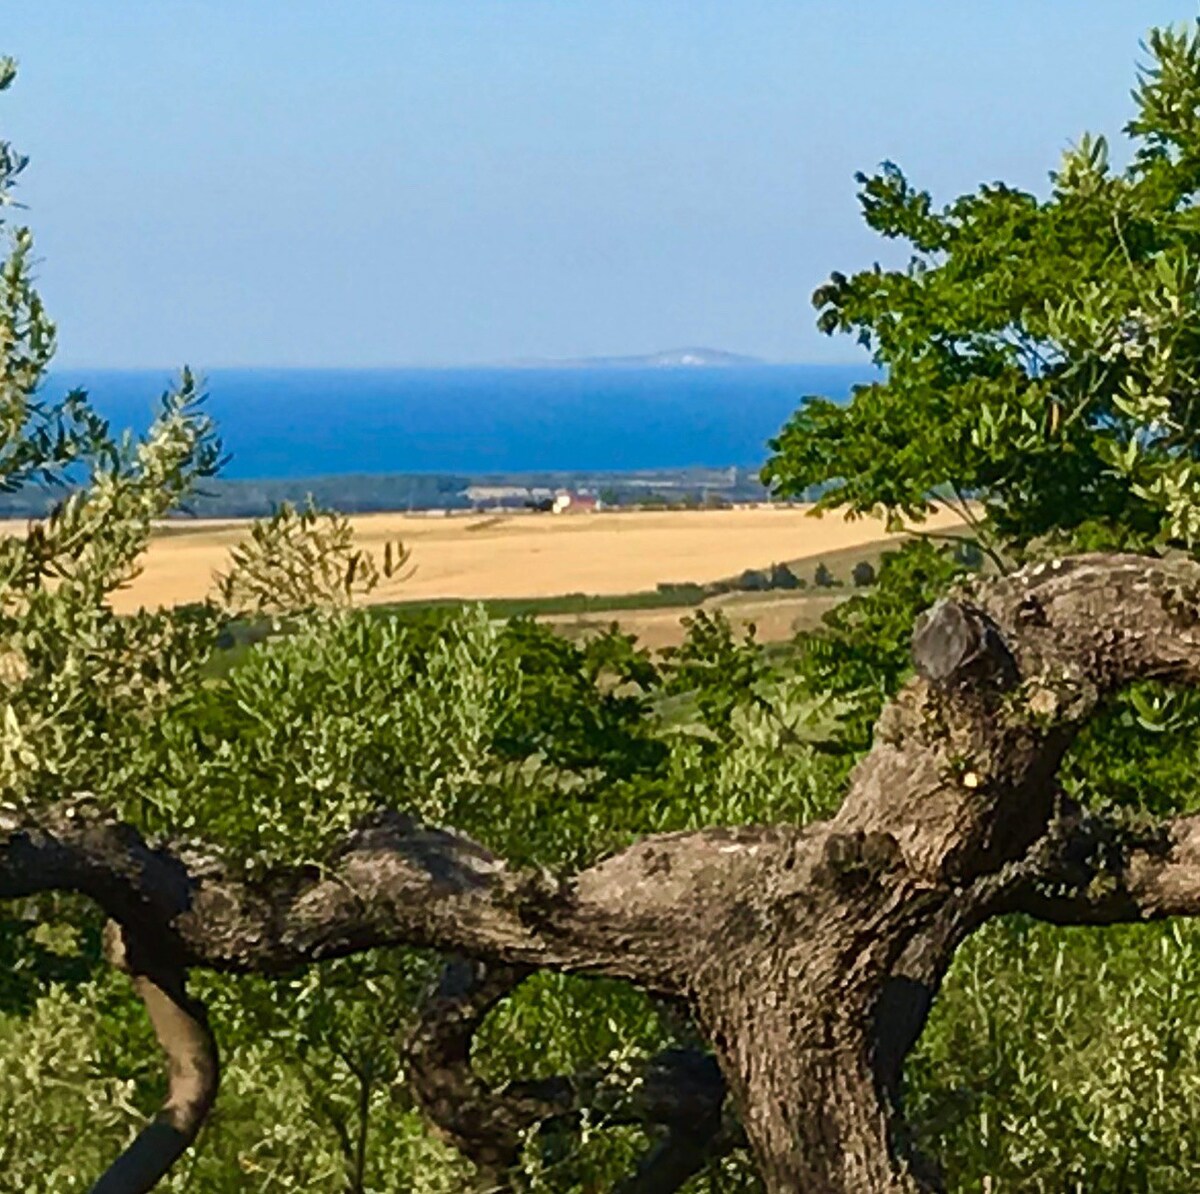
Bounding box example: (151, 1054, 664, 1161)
(46, 364, 870, 479)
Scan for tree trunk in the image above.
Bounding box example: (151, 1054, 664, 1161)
(691, 890, 945, 1194)
(713, 1014, 926, 1193)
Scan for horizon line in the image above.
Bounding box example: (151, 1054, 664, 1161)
(46, 357, 874, 373)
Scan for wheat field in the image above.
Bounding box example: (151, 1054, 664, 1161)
(0, 504, 967, 614)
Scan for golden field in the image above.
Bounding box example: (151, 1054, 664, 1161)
(543, 590, 852, 651)
(0, 503, 966, 617)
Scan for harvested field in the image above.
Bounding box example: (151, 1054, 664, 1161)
(546, 590, 851, 651)
(0, 506, 968, 635)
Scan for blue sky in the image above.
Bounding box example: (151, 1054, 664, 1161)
(2, 1, 1191, 368)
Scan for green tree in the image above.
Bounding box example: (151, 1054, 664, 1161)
(756, 18, 1200, 1193)
(763, 24, 1200, 561)
(851, 559, 876, 587)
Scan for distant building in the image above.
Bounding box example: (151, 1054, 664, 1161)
(551, 492, 600, 514)
(464, 485, 530, 505)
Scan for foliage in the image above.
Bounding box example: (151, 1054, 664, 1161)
(659, 610, 767, 736)
(0, 967, 471, 1194)
(0, 64, 224, 819)
(911, 918, 1200, 1194)
(215, 498, 409, 615)
(761, 23, 1200, 558)
(782, 539, 968, 749)
(1060, 680, 1200, 821)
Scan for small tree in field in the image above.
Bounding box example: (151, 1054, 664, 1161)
(852, 559, 877, 587)
(813, 561, 838, 588)
(14, 25, 1200, 1194)
(768, 561, 801, 590)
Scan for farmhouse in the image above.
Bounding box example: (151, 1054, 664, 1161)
(551, 491, 600, 514)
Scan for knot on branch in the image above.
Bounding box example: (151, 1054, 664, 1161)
(911, 598, 1017, 690)
(821, 830, 903, 889)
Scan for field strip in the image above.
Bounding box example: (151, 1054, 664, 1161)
(0, 504, 970, 614)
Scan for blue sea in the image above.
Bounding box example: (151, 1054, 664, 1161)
(46, 364, 870, 479)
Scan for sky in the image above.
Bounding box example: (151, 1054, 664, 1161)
(1, 1, 1193, 368)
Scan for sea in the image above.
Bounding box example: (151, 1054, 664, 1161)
(45, 364, 871, 480)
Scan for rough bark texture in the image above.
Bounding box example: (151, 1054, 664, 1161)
(7, 553, 1200, 1192)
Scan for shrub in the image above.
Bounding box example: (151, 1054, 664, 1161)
(813, 562, 839, 588)
(851, 560, 876, 587)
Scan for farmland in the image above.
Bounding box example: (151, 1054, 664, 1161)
(6, 504, 967, 643)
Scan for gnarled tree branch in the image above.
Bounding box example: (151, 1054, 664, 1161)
(6, 553, 1200, 1192)
(406, 958, 534, 1184)
(407, 957, 732, 1192)
(0, 809, 794, 994)
(1010, 810, 1200, 924)
(89, 923, 218, 1194)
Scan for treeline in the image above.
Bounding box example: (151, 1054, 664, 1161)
(0, 466, 786, 519)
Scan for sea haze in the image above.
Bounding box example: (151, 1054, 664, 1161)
(45, 365, 872, 480)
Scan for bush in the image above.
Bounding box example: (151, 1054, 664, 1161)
(654, 582, 707, 603)
(737, 568, 772, 592)
(851, 560, 876, 587)
(768, 562, 802, 590)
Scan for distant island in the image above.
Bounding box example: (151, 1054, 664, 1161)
(507, 347, 764, 369)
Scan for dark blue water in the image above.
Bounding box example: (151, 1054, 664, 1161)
(46, 364, 870, 479)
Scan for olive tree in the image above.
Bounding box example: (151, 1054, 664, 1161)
(9, 26, 1200, 1194)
